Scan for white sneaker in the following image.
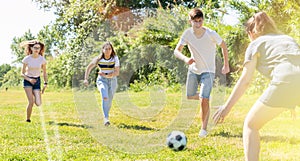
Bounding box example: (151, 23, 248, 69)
(199, 129, 208, 138)
(104, 118, 110, 126)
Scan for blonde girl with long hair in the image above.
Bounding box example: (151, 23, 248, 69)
(213, 12, 300, 161)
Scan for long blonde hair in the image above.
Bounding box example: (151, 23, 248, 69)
(245, 12, 279, 37)
(20, 40, 46, 56)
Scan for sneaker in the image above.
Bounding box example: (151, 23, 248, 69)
(26, 119, 31, 123)
(104, 121, 110, 126)
(104, 118, 110, 126)
(199, 129, 208, 138)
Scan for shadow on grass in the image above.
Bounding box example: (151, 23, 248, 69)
(117, 123, 157, 131)
(211, 131, 242, 138)
(261, 135, 300, 145)
(48, 121, 92, 129)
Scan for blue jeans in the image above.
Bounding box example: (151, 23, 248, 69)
(186, 71, 215, 99)
(96, 76, 117, 118)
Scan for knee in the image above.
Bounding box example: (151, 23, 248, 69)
(35, 102, 42, 106)
(243, 119, 259, 131)
(35, 99, 42, 106)
(187, 96, 193, 100)
(28, 100, 34, 107)
(201, 98, 209, 103)
(187, 95, 199, 100)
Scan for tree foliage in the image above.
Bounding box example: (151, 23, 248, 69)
(1, 67, 22, 88)
(0, 64, 12, 87)
(6, 0, 300, 90)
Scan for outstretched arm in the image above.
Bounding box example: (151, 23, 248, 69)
(83, 58, 98, 86)
(213, 54, 257, 123)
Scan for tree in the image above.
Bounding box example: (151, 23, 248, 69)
(1, 67, 22, 88)
(0, 64, 12, 87)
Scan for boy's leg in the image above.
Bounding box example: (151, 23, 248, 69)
(200, 98, 210, 130)
(243, 101, 285, 161)
(186, 71, 200, 100)
(199, 72, 214, 137)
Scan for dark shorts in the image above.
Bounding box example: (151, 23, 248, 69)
(23, 77, 41, 90)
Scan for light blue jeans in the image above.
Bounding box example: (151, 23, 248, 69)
(96, 76, 118, 119)
(186, 71, 215, 99)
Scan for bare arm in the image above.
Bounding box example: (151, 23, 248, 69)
(21, 63, 36, 84)
(41, 63, 48, 93)
(213, 54, 257, 123)
(21, 63, 28, 80)
(174, 44, 195, 65)
(220, 41, 230, 74)
(83, 57, 98, 86)
(42, 63, 48, 83)
(105, 66, 120, 78)
(113, 66, 120, 76)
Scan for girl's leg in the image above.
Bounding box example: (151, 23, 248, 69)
(107, 78, 118, 116)
(24, 88, 34, 121)
(33, 90, 42, 106)
(98, 82, 109, 119)
(243, 101, 286, 161)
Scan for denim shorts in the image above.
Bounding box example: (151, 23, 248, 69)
(186, 71, 215, 99)
(23, 77, 41, 90)
(259, 62, 300, 109)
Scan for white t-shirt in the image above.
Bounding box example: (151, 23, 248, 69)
(97, 56, 120, 74)
(179, 27, 223, 74)
(22, 55, 47, 77)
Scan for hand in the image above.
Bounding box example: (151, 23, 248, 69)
(41, 85, 47, 94)
(28, 40, 38, 45)
(221, 65, 230, 74)
(29, 78, 37, 85)
(83, 79, 89, 86)
(212, 105, 230, 124)
(184, 58, 195, 65)
(106, 73, 114, 78)
(98, 72, 105, 76)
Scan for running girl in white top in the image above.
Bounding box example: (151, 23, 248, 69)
(20, 40, 48, 123)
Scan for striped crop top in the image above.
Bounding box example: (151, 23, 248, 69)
(97, 56, 120, 74)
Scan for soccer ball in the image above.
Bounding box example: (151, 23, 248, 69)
(166, 130, 187, 151)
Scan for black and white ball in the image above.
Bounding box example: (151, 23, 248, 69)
(166, 131, 187, 151)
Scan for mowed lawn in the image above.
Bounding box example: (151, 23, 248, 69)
(0, 87, 299, 161)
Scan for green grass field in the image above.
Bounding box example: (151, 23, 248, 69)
(0, 87, 299, 161)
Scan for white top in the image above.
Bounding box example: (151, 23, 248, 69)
(97, 56, 120, 74)
(179, 27, 223, 74)
(22, 55, 47, 77)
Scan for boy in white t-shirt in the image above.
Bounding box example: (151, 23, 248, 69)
(174, 8, 229, 137)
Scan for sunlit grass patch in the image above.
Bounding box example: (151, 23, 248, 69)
(0, 89, 299, 160)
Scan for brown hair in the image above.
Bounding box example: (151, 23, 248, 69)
(20, 40, 46, 56)
(100, 42, 116, 59)
(245, 12, 279, 37)
(189, 8, 204, 20)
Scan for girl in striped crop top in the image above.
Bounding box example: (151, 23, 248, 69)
(84, 42, 120, 126)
